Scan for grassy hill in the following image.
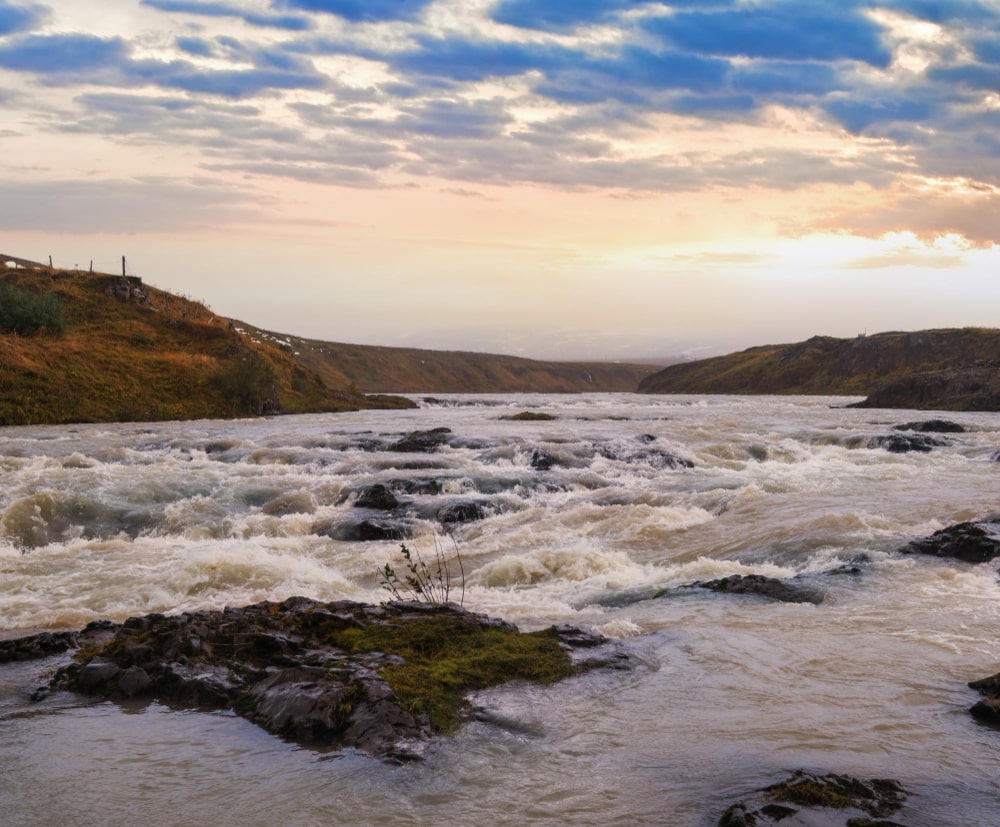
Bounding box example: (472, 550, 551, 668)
(638, 329, 1000, 410)
(241, 324, 657, 394)
(0, 264, 659, 426)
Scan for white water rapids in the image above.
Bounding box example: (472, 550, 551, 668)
(1, 394, 999, 826)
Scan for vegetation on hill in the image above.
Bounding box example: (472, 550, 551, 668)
(0, 267, 407, 426)
(638, 329, 1000, 410)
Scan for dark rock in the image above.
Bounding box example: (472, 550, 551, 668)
(357, 520, 410, 541)
(354, 484, 400, 510)
(437, 500, 489, 524)
(0, 630, 77, 663)
(530, 448, 555, 470)
(389, 478, 443, 496)
(868, 434, 945, 453)
(390, 428, 452, 453)
(35, 597, 623, 760)
(695, 574, 824, 605)
(892, 419, 965, 433)
(718, 771, 909, 827)
(117, 666, 153, 697)
(969, 672, 1000, 728)
(899, 516, 1000, 563)
(78, 661, 122, 690)
(596, 441, 694, 469)
(501, 411, 555, 421)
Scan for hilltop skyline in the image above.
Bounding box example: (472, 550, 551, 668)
(1, 0, 999, 360)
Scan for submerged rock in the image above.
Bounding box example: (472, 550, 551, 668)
(353, 484, 401, 510)
(437, 500, 490, 524)
(892, 419, 965, 434)
(718, 770, 909, 827)
(899, 516, 1000, 563)
(693, 574, 824, 605)
(390, 428, 452, 453)
(868, 434, 946, 453)
(32, 597, 622, 761)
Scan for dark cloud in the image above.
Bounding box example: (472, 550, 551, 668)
(390, 37, 576, 83)
(825, 96, 941, 134)
(0, 1, 44, 36)
(490, 0, 643, 32)
(141, 0, 313, 31)
(176, 37, 216, 58)
(0, 34, 128, 73)
(273, 0, 434, 23)
(644, 5, 892, 66)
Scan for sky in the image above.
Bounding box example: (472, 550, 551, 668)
(1, 0, 999, 360)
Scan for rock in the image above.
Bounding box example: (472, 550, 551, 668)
(596, 439, 694, 469)
(899, 516, 1000, 563)
(892, 419, 965, 433)
(718, 771, 909, 827)
(354, 484, 400, 510)
(437, 500, 489, 524)
(78, 661, 122, 690)
(0, 630, 77, 663)
(389, 478, 443, 496)
(530, 448, 555, 470)
(694, 574, 824, 605)
(501, 411, 555, 421)
(868, 434, 946, 453)
(39, 598, 625, 760)
(390, 428, 452, 453)
(117, 666, 153, 697)
(969, 672, 1000, 728)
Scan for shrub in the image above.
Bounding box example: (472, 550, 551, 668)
(378, 538, 465, 605)
(0, 280, 65, 334)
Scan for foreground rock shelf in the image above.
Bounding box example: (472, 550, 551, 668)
(4, 597, 628, 761)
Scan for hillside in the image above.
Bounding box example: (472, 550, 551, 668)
(0, 263, 659, 426)
(638, 329, 1000, 410)
(241, 324, 658, 394)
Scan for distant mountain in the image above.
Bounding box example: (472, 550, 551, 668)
(638, 329, 1000, 411)
(0, 263, 658, 426)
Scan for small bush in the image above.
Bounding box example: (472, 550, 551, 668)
(0, 280, 65, 334)
(378, 539, 465, 606)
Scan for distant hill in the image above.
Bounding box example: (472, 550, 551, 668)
(0, 263, 659, 425)
(241, 324, 658, 395)
(638, 329, 1000, 411)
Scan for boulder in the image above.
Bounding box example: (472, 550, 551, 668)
(868, 434, 946, 453)
(899, 516, 1000, 563)
(969, 672, 1000, 728)
(718, 771, 908, 827)
(694, 574, 824, 605)
(390, 428, 452, 453)
(354, 484, 401, 510)
(437, 500, 489, 524)
(530, 448, 555, 470)
(892, 419, 965, 433)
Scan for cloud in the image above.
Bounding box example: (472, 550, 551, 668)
(274, 0, 435, 23)
(0, 1, 44, 36)
(0, 178, 267, 233)
(0, 34, 128, 74)
(643, 5, 893, 66)
(140, 0, 313, 31)
(490, 0, 643, 32)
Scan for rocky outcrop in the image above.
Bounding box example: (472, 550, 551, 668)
(719, 770, 909, 826)
(693, 574, 824, 605)
(390, 428, 453, 453)
(15, 598, 621, 761)
(969, 673, 1000, 728)
(898, 516, 1000, 563)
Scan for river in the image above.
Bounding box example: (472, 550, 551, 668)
(1, 394, 998, 826)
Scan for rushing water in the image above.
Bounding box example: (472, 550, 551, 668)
(1, 394, 999, 826)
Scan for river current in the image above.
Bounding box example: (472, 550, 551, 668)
(1, 394, 999, 826)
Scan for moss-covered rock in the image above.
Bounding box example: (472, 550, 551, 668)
(34, 597, 619, 760)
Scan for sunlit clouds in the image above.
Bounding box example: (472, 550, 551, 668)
(1, 0, 998, 359)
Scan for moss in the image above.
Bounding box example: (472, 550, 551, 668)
(319, 615, 573, 732)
